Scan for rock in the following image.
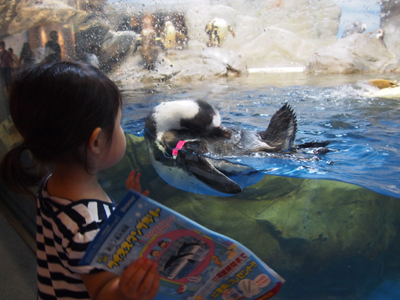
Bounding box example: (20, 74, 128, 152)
(0, 0, 18, 34)
(72, 9, 139, 72)
(72, 12, 111, 33)
(106, 0, 343, 79)
(110, 0, 342, 82)
(238, 26, 319, 68)
(306, 33, 397, 74)
(306, 1, 400, 74)
(201, 47, 247, 75)
(74, 24, 109, 56)
(7, 0, 78, 35)
(97, 30, 137, 68)
(76, 0, 107, 12)
(260, 0, 340, 41)
(3, 0, 399, 78)
(110, 41, 247, 83)
(185, 0, 340, 68)
(381, 0, 400, 62)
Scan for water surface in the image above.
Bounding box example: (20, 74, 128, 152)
(119, 73, 400, 199)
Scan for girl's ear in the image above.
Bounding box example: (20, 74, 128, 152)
(88, 127, 103, 155)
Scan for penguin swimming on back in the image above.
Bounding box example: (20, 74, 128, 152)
(144, 99, 328, 196)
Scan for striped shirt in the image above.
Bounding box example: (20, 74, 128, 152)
(36, 184, 115, 300)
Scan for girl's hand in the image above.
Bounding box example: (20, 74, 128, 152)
(119, 257, 160, 300)
(126, 170, 150, 196)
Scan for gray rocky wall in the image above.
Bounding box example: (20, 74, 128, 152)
(381, 0, 400, 60)
(185, 0, 341, 68)
(0, 0, 399, 78)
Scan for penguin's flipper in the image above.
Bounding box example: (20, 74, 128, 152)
(177, 151, 242, 194)
(258, 104, 297, 152)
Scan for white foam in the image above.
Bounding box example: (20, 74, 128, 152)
(363, 86, 400, 98)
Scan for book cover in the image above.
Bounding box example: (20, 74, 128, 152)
(80, 190, 284, 300)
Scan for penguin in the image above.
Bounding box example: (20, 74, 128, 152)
(162, 19, 177, 49)
(162, 18, 188, 50)
(133, 15, 167, 70)
(130, 14, 142, 34)
(171, 13, 189, 49)
(205, 18, 235, 47)
(366, 28, 385, 44)
(144, 100, 329, 196)
(375, 28, 384, 44)
(341, 21, 367, 38)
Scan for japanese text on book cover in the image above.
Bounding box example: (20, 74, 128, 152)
(80, 190, 284, 300)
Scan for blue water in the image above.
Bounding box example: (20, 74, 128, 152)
(365, 278, 400, 300)
(120, 81, 400, 199)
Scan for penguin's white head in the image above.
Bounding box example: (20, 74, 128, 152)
(152, 100, 221, 140)
(375, 28, 384, 39)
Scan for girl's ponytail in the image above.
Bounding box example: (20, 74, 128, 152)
(0, 144, 47, 198)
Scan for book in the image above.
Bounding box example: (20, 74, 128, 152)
(80, 190, 284, 300)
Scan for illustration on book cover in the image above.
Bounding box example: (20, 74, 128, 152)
(81, 191, 283, 300)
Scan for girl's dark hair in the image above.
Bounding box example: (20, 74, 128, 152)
(0, 61, 122, 196)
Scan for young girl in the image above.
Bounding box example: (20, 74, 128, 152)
(0, 61, 159, 300)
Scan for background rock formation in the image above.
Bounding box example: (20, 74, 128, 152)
(381, 0, 400, 63)
(186, 0, 340, 68)
(0, 0, 399, 78)
(307, 0, 400, 74)
(306, 33, 398, 74)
